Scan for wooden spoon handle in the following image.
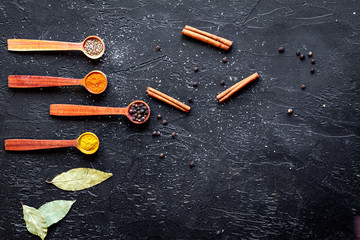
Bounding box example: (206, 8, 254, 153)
(50, 104, 126, 116)
(7, 39, 82, 51)
(5, 139, 78, 151)
(8, 75, 82, 88)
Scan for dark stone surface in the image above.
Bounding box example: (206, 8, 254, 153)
(0, 0, 359, 239)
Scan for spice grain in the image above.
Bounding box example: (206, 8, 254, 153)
(84, 38, 103, 56)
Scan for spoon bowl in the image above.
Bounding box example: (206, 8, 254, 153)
(81, 36, 106, 59)
(81, 70, 107, 94)
(76, 132, 100, 154)
(124, 100, 151, 124)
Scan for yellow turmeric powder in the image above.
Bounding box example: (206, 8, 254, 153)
(85, 72, 107, 94)
(78, 134, 99, 152)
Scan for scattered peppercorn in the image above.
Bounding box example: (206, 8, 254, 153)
(159, 153, 165, 158)
(156, 131, 161, 136)
(288, 109, 293, 115)
(296, 50, 300, 56)
(189, 161, 195, 168)
(162, 120, 167, 125)
(152, 131, 157, 136)
(194, 67, 199, 72)
(171, 132, 176, 137)
(156, 46, 161, 51)
(193, 82, 198, 87)
(310, 68, 315, 74)
(300, 54, 305, 60)
(311, 59, 316, 64)
(129, 102, 149, 122)
(157, 114, 162, 119)
(308, 51, 313, 57)
(301, 84, 306, 89)
(322, 104, 326, 108)
(220, 80, 225, 85)
(278, 47, 284, 53)
(222, 57, 227, 63)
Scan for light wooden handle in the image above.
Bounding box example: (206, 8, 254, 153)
(8, 75, 82, 88)
(5, 139, 77, 151)
(50, 104, 126, 116)
(7, 39, 82, 51)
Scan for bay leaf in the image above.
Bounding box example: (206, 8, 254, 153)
(48, 168, 113, 191)
(22, 204, 47, 240)
(38, 200, 76, 227)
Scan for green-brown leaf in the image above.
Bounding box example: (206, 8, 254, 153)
(22, 204, 47, 240)
(38, 200, 75, 227)
(48, 168, 113, 191)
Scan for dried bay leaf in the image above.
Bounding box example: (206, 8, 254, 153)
(38, 200, 76, 227)
(22, 204, 47, 240)
(48, 168, 113, 191)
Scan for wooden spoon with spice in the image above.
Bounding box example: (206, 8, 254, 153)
(5, 132, 99, 155)
(8, 70, 107, 94)
(50, 100, 150, 124)
(7, 36, 105, 59)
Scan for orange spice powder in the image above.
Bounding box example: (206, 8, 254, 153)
(85, 72, 107, 93)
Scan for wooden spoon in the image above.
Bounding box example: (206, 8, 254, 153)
(8, 70, 107, 94)
(5, 132, 99, 155)
(7, 36, 105, 59)
(50, 100, 150, 124)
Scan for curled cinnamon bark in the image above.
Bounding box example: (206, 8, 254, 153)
(217, 73, 259, 103)
(182, 25, 232, 51)
(147, 87, 191, 113)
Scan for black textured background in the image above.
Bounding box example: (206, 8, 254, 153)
(1, 0, 360, 239)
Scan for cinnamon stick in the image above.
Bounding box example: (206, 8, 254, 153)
(184, 25, 233, 47)
(217, 72, 259, 103)
(182, 26, 232, 51)
(147, 91, 188, 112)
(147, 87, 191, 113)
